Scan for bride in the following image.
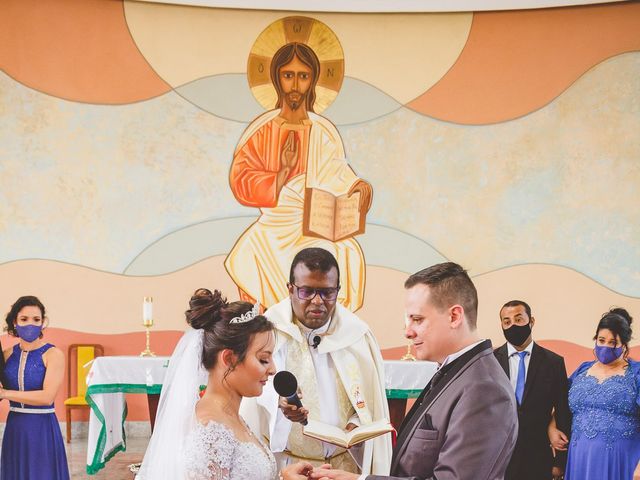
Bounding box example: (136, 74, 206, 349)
(137, 288, 313, 480)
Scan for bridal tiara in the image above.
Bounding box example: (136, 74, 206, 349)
(229, 302, 261, 324)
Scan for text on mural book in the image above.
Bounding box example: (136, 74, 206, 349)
(303, 188, 365, 241)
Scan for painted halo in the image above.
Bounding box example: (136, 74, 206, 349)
(247, 16, 344, 114)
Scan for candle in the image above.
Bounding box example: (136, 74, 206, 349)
(143, 297, 153, 326)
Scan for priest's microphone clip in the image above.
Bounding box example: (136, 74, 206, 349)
(311, 335, 321, 349)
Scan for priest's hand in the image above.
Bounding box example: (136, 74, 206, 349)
(309, 466, 359, 480)
(280, 462, 313, 480)
(345, 422, 358, 432)
(278, 389, 309, 424)
(347, 180, 373, 213)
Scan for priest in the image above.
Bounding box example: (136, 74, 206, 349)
(241, 248, 391, 476)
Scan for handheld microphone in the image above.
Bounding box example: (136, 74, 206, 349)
(312, 335, 322, 349)
(273, 371, 307, 425)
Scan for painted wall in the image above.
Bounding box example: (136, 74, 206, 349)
(1, 0, 638, 421)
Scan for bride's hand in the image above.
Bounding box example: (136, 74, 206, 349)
(548, 426, 568, 454)
(309, 466, 359, 480)
(280, 461, 314, 480)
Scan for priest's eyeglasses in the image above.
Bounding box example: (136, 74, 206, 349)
(290, 284, 340, 301)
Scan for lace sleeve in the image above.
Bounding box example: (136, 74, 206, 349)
(568, 361, 593, 388)
(185, 422, 237, 480)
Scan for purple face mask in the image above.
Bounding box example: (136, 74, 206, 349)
(595, 344, 624, 364)
(16, 324, 43, 343)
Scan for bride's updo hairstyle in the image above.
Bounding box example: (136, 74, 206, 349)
(186, 288, 274, 372)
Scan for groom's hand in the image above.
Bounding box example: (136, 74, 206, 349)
(310, 466, 359, 480)
(280, 461, 314, 480)
(278, 389, 309, 424)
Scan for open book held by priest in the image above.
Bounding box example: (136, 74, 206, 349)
(302, 419, 394, 449)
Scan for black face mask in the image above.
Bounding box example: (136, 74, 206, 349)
(503, 322, 532, 347)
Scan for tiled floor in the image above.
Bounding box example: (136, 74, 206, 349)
(67, 436, 149, 480)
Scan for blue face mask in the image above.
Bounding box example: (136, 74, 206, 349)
(594, 344, 624, 364)
(15, 324, 43, 343)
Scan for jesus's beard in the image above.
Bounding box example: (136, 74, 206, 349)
(285, 91, 305, 111)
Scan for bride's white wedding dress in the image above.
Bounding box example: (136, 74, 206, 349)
(184, 420, 277, 480)
(137, 328, 277, 480)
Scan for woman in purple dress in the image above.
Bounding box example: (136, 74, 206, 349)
(0, 296, 70, 480)
(551, 307, 640, 480)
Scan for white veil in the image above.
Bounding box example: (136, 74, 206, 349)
(137, 328, 208, 479)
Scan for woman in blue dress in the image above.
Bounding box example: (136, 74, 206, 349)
(0, 296, 70, 480)
(551, 307, 640, 480)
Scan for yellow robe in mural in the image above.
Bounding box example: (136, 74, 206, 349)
(225, 110, 365, 310)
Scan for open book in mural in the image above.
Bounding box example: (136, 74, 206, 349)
(303, 187, 366, 242)
(225, 16, 372, 311)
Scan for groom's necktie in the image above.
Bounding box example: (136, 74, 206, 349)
(424, 367, 446, 397)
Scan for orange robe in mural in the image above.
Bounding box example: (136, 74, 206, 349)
(230, 116, 310, 208)
(225, 110, 366, 311)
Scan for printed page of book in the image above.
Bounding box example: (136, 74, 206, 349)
(346, 419, 394, 447)
(303, 419, 394, 448)
(303, 420, 350, 448)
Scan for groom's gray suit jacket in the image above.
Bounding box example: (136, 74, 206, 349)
(368, 340, 518, 480)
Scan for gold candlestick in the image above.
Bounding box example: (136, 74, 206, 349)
(401, 341, 416, 361)
(140, 324, 155, 357)
(140, 297, 155, 357)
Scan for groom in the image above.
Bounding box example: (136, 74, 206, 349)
(294, 262, 518, 480)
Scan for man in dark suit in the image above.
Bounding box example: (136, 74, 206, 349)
(305, 262, 518, 480)
(494, 300, 571, 480)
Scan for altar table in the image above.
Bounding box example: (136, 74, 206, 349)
(85, 355, 435, 474)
